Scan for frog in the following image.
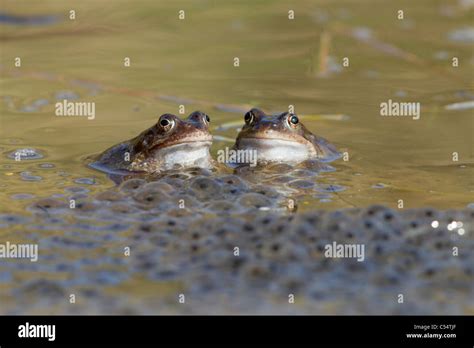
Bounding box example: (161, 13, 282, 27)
(232, 108, 341, 165)
(89, 111, 213, 174)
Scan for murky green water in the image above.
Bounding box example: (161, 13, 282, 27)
(0, 0, 473, 314)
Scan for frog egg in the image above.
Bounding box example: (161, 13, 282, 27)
(218, 174, 246, 187)
(274, 264, 308, 293)
(370, 269, 401, 286)
(150, 266, 181, 281)
(161, 177, 185, 190)
(210, 218, 247, 238)
(166, 172, 192, 180)
(265, 162, 294, 173)
(132, 189, 170, 206)
(240, 260, 273, 282)
(165, 207, 196, 219)
(32, 197, 68, 210)
(251, 185, 281, 199)
(259, 238, 292, 260)
(219, 175, 249, 196)
(140, 181, 175, 195)
(204, 200, 240, 213)
(288, 180, 315, 189)
(301, 159, 335, 173)
(253, 214, 280, 228)
(291, 169, 318, 178)
(267, 175, 293, 184)
(171, 194, 200, 209)
(297, 212, 322, 226)
(189, 176, 222, 200)
(149, 234, 173, 248)
(131, 252, 160, 272)
(237, 193, 272, 209)
(422, 208, 438, 219)
(136, 223, 159, 234)
(73, 200, 98, 212)
(362, 205, 390, 218)
(119, 178, 145, 192)
(110, 202, 138, 214)
(184, 166, 213, 177)
(95, 190, 124, 202)
(15, 279, 65, 303)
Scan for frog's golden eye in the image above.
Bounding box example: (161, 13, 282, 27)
(287, 114, 299, 128)
(159, 116, 175, 131)
(244, 111, 254, 125)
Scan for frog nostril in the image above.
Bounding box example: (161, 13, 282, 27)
(205, 115, 210, 123)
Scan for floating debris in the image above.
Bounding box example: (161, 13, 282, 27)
(448, 27, 474, 43)
(0, 12, 60, 26)
(352, 26, 373, 41)
(0, 214, 31, 225)
(65, 186, 90, 194)
(20, 99, 49, 113)
(433, 51, 450, 60)
(7, 148, 44, 160)
(372, 183, 388, 189)
(444, 100, 474, 110)
(214, 104, 250, 114)
(316, 184, 346, 193)
(55, 91, 79, 100)
(302, 114, 350, 121)
(38, 163, 55, 169)
(70, 79, 103, 94)
(11, 193, 35, 200)
(20, 171, 42, 181)
(158, 95, 195, 104)
(74, 178, 97, 185)
(395, 90, 407, 97)
(212, 135, 236, 143)
(214, 120, 244, 131)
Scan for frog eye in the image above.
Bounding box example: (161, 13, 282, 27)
(244, 111, 254, 125)
(287, 114, 299, 128)
(160, 119, 170, 127)
(205, 114, 210, 123)
(159, 116, 175, 131)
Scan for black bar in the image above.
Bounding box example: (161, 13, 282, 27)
(0, 315, 473, 346)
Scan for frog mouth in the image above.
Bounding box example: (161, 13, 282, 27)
(239, 136, 307, 144)
(150, 140, 212, 157)
(149, 137, 213, 152)
(238, 136, 341, 162)
(236, 138, 315, 163)
(151, 140, 213, 169)
(164, 140, 213, 148)
(238, 137, 314, 152)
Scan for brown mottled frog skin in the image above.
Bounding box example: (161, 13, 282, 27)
(90, 111, 213, 174)
(232, 108, 341, 164)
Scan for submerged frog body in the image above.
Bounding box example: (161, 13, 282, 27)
(90, 111, 213, 174)
(233, 108, 341, 164)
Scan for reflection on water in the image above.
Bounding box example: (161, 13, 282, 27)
(0, 0, 473, 314)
